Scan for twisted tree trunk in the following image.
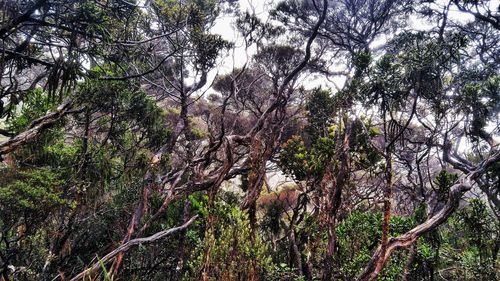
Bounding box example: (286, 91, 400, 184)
(358, 150, 500, 280)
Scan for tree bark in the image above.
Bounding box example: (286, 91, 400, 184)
(358, 149, 500, 281)
(322, 116, 352, 280)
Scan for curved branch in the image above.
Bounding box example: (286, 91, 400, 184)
(247, 0, 328, 138)
(69, 215, 199, 281)
(277, 0, 328, 95)
(0, 98, 72, 156)
(357, 149, 500, 281)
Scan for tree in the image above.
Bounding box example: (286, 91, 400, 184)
(0, 0, 498, 280)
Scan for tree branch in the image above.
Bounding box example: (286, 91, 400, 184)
(358, 149, 500, 281)
(69, 215, 199, 281)
(0, 98, 72, 156)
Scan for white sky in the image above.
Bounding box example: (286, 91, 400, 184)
(208, 0, 499, 93)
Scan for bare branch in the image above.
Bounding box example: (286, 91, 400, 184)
(0, 98, 72, 156)
(69, 215, 199, 281)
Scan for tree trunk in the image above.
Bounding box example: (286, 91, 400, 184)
(358, 149, 500, 281)
(323, 117, 351, 280)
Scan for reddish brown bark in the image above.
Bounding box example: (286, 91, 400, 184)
(358, 150, 500, 280)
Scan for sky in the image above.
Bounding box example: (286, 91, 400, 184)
(207, 0, 498, 93)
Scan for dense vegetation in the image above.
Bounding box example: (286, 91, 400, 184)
(0, 0, 499, 280)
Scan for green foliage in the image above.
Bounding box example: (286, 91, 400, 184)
(184, 192, 272, 280)
(280, 120, 381, 181)
(0, 168, 72, 257)
(434, 199, 499, 280)
(305, 88, 336, 140)
(279, 133, 338, 180)
(353, 51, 372, 73)
(349, 119, 383, 170)
(280, 87, 384, 183)
(255, 45, 305, 80)
(7, 88, 59, 134)
(187, 192, 205, 213)
(363, 53, 407, 112)
(264, 263, 304, 281)
(0, 168, 68, 213)
(456, 199, 495, 249)
(335, 211, 415, 280)
(236, 11, 283, 45)
(459, 75, 500, 140)
(78, 71, 171, 151)
(260, 200, 286, 236)
(1, 1, 498, 280)
(279, 136, 309, 180)
(98, 257, 114, 281)
(279, 88, 339, 181)
(433, 170, 458, 202)
(336, 212, 382, 279)
(152, 0, 231, 72)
